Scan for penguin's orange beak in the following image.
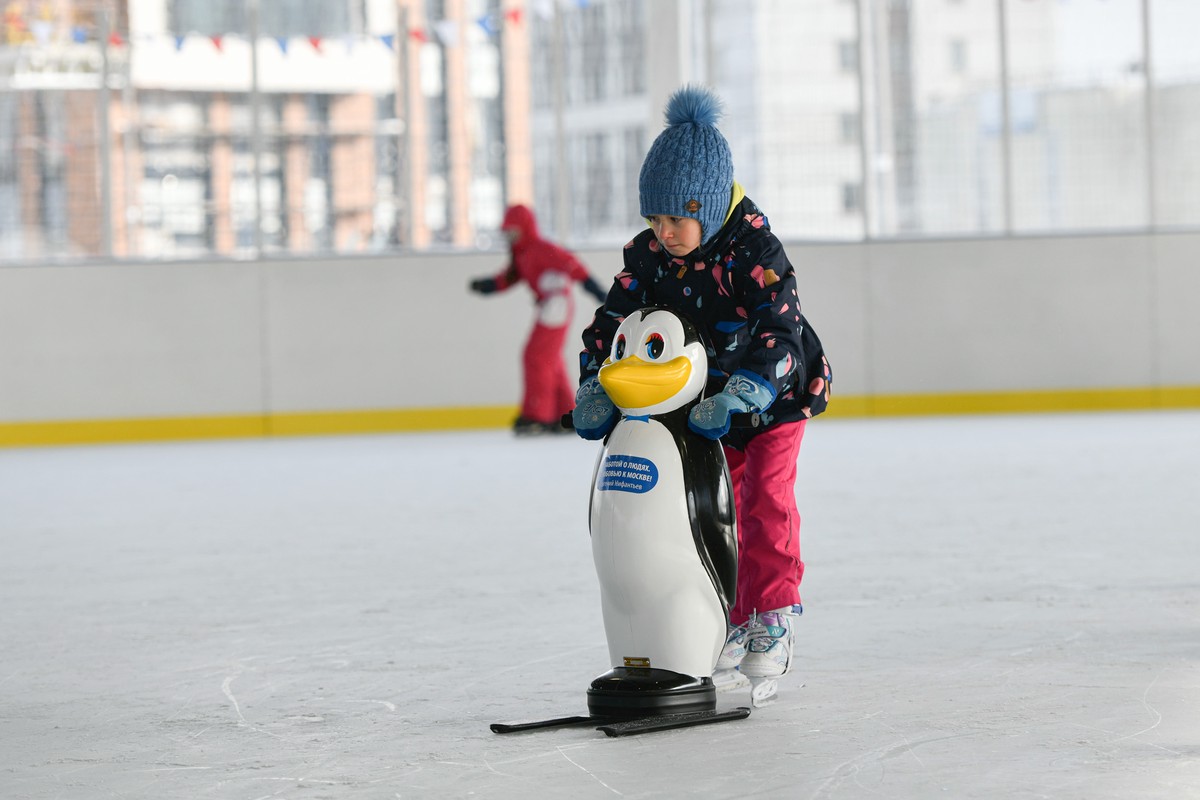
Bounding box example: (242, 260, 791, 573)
(598, 355, 692, 411)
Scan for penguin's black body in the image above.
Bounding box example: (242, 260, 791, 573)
(585, 308, 738, 718)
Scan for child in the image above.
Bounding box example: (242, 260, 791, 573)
(573, 86, 831, 686)
(471, 204, 608, 435)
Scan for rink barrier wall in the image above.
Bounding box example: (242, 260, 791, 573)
(1, 231, 1197, 448)
(4, 388, 1200, 448)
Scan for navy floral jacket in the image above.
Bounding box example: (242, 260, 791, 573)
(581, 195, 831, 448)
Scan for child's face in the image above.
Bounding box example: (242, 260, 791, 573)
(646, 216, 702, 256)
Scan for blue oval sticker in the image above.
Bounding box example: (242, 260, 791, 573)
(597, 455, 659, 494)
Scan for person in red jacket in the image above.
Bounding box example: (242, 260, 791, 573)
(470, 204, 608, 435)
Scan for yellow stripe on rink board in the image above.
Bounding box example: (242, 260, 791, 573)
(2, 390, 1199, 448)
(835, 386, 1200, 418)
(265, 406, 519, 436)
(0, 406, 521, 448)
(0, 414, 268, 447)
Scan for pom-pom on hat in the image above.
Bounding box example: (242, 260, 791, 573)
(639, 85, 734, 246)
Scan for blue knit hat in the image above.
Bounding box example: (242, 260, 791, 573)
(639, 85, 734, 246)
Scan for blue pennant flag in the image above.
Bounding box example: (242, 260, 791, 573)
(476, 14, 499, 36)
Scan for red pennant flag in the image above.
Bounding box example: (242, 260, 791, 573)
(308, 35, 323, 52)
(108, 31, 125, 47)
(210, 34, 224, 51)
(408, 27, 428, 43)
(505, 9, 523, 24)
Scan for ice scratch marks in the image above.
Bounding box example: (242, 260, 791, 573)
(809, 732, 985, 800)
(480, 753, 521, 779)
(556, 744, 623, 796)
(222, 675, 248, 725)
(1106, 666, 1181, 755)
(439, 746, 621, 794)
(457, 644, 600, 694)
(351, 699, 397, 712)
(221, 672, 285, 740)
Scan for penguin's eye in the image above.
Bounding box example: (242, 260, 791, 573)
(615, 335, 626, 360)
(645, 333, 665, 360)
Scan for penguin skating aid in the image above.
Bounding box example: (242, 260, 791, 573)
(491, 308, 753, 737)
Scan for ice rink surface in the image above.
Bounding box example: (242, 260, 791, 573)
(2, 411, 1198, 799)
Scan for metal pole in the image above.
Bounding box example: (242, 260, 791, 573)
(997, 0, 1014, 235)
(703, 0, 714, 86)
(249, 0, 264, 255)
(98, 9, 114, 257)
(1140, 0, 1157, 229)
(552, 1, 569, 242)
(396, 4, 411, 248)
(852, 0, 871, 240)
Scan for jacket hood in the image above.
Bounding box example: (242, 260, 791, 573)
(502, 204, 540, 246)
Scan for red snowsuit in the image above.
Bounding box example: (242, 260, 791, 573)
(479, 205, 602, 425)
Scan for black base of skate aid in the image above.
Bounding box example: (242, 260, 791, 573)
(490, 667, 751, 737)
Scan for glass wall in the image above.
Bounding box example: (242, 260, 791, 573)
(2, 0, 1199, 263)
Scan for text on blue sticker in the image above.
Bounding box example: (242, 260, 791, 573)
(598, 455, 659, 493)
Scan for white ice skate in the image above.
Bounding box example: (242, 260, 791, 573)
(739, 606, 802, 707)
(712, 620, 752, 692)
(712, 668, 751, 692)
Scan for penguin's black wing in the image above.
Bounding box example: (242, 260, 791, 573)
(672, 420, 738, 613)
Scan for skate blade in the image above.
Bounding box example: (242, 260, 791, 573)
(712, 669, 750, 692)
(748, 676, 778, 707)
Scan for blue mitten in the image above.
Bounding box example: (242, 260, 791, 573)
(688, 370, 777, 440)
(572, 376, 618, 440)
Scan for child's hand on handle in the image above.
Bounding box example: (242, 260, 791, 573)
(688, 371, 776, 440)
(572, 377, 618, 440)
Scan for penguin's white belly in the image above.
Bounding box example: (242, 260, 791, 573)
(590, 419, 725, 678)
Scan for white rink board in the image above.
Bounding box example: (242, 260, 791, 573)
(1, 231, 1198, 424)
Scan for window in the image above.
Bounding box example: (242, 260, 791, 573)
(838, 40, 858, 73)
(949, 39, 967, 74)
(840, 112, 860, 144)
(842, 182, 862, 214)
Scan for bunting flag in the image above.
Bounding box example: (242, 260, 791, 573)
(408, 27, 428, 43)
(31, 20, 52, 46)
(71, 25, 87, 43)
(379, 33, 395, 50)
(108, 31, 124, 47)
(275, 36, 288, 54)
(476, 13, 499, 36)
(308, 35, 322, 52)
(210, 34, 223, 51)
(505, 9, 523, 25)
(173, 34, 186, 50)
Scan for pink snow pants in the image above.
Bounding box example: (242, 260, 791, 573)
(521, 323, 574, 424)
(724, 419, 808, 626)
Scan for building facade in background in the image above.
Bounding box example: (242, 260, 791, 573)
(0, 0, 1197, 262)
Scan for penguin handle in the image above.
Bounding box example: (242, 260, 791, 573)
(729, 412, 761, 429)
(561, 411, 757, 431)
